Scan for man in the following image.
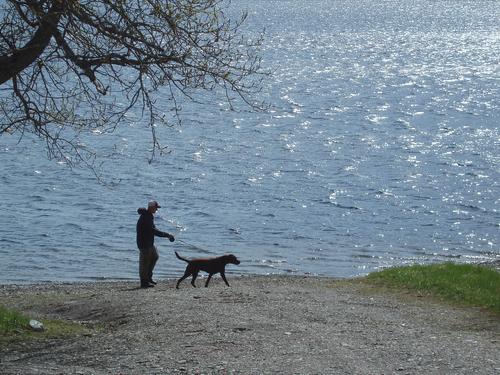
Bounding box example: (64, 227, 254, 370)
(136, 200, 175, 288)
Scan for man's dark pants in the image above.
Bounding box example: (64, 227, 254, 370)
(139, 246, 159, 285)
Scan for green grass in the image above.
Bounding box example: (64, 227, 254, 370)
(364, 262, 500, 314)
(0, 304, 90, 344)
(0, 305, 30, 334)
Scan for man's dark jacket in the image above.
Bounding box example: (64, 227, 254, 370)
(136, 208, 170, 249)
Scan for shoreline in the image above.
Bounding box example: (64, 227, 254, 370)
(1, 275, 499, 374)
(1, 257, 498, 286)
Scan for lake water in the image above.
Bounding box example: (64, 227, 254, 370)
(1, 0, 499, 283)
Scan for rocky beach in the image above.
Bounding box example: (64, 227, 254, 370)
(1, 275, 499, 374)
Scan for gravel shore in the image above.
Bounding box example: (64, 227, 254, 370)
(1, 275, 499, 374)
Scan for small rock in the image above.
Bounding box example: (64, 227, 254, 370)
(29, 319, 44, 332)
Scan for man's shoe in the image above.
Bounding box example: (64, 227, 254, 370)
(140, 283, 154, 288)
(149, 280, 157, 285)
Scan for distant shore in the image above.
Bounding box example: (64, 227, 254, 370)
(1, 275, 499, 374)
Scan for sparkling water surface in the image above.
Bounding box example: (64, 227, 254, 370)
(1, 0, 499, 283)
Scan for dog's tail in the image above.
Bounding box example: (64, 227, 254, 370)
(175, 251, 189, 263)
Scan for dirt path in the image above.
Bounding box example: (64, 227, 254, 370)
(1, 276, 499, 374)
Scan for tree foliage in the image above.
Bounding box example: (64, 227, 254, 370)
(0, 0, 264, 165)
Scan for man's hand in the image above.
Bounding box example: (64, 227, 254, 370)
(168, 234, 175, 242)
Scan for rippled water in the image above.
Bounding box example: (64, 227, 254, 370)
(1, 0, 499, 283)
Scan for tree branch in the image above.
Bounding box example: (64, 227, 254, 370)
(0, 0, 64, 85)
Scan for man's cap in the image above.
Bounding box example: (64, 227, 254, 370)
(148, 200, 161, 208)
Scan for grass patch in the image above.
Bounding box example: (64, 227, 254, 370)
(0, 305, 30, 334)
(0, 304, 90, 345)
(364, 263, 500, 314)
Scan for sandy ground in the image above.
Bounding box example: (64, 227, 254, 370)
(0, 275, 499, 374)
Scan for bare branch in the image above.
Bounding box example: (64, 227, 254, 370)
(0, 0, 267, 167)
(0, 0, 64, 84)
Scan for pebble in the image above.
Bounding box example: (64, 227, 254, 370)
(29, 319, 44, 332)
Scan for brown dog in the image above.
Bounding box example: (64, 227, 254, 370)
(175, 251, 240, 289)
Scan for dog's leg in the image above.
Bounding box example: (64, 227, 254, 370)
(191, 271, 199, 287)
(176, 273, 190, 289)
(176, 266, 193, 289)
(205, 273, 213, 287)
(221, 271, 230, 287)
